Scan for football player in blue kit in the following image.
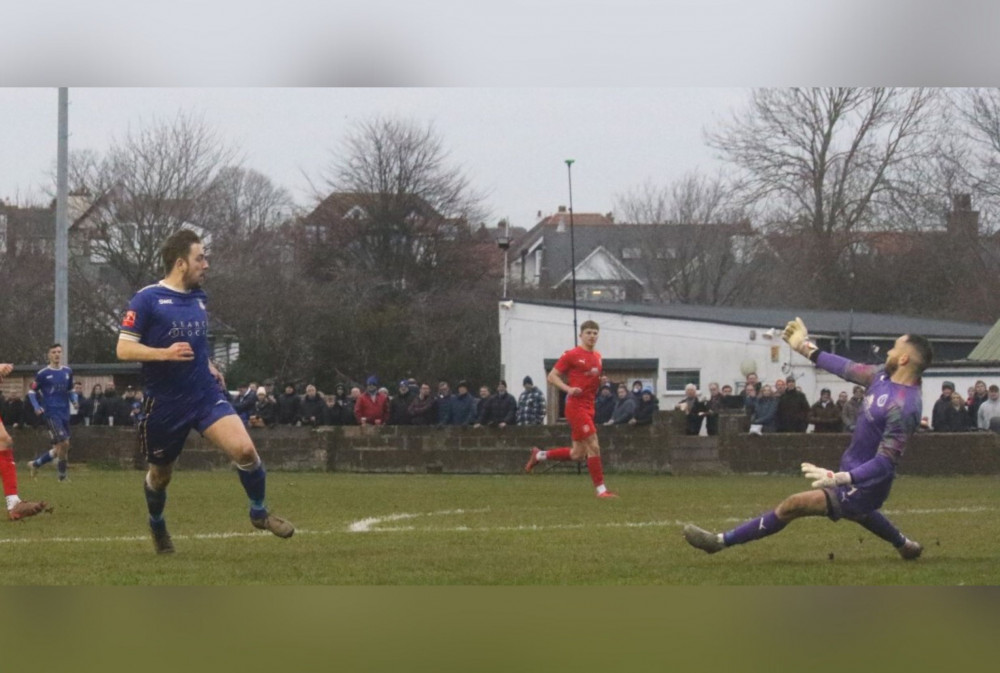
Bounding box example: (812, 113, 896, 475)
(117, 229, 293, 554)
(684, 317, 929, 561)
(28, 343, 77, 481)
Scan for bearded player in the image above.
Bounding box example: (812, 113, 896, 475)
(117, 229, 293, 553)
(524, 320, 617, 498)
(0, 362, 50, 520)
(683, 317, 927, 560)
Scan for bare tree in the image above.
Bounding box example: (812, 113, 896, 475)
(63, 113, 238, 353)
(279, 116, 501, 387)
(312, 117, 487, 290)
(614, 172, 760, 305)
(204, 166, 295, 242)
(707, 88, 939, 306)
(950, 88, 1000, 230)
(71, 113, 238, 291)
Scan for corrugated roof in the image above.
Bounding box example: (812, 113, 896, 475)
(968, 318, 1000, 360)
(513, 299, 991, 340)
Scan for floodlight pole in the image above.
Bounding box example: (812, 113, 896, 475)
(565, 159, 578, 340)
(55, 87, 69, 363)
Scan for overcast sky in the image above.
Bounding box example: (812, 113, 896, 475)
(2, 1, 997, 228)
(0, 87, 752, 228)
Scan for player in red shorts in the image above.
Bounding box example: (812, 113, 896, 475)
(0, 362, 50, 521)
(524, 320, 617, 498)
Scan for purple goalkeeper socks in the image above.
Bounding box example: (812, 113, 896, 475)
(723, 510, 788, 547)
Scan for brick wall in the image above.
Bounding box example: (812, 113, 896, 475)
(6, 411, 999, 476)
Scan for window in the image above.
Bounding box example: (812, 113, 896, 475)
(665, 368, 700, 393)
(655, 247, 677, 259)
(621, 247, 642, 259)
(581, 285, 623, 302)
(346, 205, 367, 220)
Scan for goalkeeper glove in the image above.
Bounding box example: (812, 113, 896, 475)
(782, 317, 818, 359)
(801, 462, 852, 489)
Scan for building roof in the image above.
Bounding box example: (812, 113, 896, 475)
(511, 298, 991, 340)
(512, 220, 750, 288)
(967, 317, 1000, 360)
(554, 245, 643, 287)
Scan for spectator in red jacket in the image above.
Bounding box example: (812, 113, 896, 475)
(355, 375, 389, 426)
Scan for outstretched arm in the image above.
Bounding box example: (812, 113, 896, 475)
(783, 316, 878, 388)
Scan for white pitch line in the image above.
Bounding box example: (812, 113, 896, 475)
(348, 508, 489, 532)
(0, 505, 994, 546)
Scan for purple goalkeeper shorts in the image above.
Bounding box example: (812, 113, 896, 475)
(823, 482, 892, 522)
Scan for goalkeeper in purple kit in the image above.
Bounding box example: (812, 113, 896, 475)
(683, 317, 928, 560)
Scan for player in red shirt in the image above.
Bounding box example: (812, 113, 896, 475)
(524, 320, 617, 498)
(0, 362, 50, 520)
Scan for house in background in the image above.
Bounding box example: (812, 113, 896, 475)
(508, 206, 754, 303)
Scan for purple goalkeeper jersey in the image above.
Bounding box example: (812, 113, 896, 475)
(816, 352, 922, 490)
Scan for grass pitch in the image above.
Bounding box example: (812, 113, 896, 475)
(3, 469, 999, 585)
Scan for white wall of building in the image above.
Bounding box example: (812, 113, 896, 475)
(499, 300, 1000, 423)
(499, 301, 851, 407)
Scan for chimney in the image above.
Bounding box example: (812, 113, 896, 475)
(557, 205, 567, 213)
(947, 193, 979, 239)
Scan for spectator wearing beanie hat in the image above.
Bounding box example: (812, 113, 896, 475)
(932, 380, 955, 431)
(517, 375, 546, 425)
(451, 380, 477, 426)
(388, 380, 416, 425)
(355, 375, 389, 425)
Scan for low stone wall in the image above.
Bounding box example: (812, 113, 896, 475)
(6, 411, 1000, 476)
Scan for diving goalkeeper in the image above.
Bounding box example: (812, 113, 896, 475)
(683, 318, 928, 560)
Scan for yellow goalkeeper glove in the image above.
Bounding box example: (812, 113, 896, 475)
(801, 462, 852, 488)
(782, 317, 818, 359)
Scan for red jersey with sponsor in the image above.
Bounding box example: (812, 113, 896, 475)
(554, 346, 602, 411)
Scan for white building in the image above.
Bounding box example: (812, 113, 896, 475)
(499, 299, 993, 423)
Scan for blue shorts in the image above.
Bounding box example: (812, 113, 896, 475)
(45, 416, 71, 444)
(823, 482, 891, 522)
(139, 390, 236, 465)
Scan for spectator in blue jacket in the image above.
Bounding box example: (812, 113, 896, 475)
(451, 381, 478, 425)
(593, 383, 616, 425)
(631, 387, 659, 426)
(750, 384, 779, 433)
(606, 384, 637, 426)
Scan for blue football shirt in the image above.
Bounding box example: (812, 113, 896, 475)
(30, 366, 75, 421)
(119, 282, 219, 403)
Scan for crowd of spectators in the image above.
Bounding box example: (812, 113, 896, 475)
(731, 373, 1000, 435)
(0, 382, 145, 429)
(220, 374, 664, 430)
(930, 380, 1000, 432)
(9, 370, 999, 436)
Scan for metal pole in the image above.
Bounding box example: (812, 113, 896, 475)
(502, 218, 509, 299)
(55, 87, 69, 363)
(565, 159, 578, 339)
